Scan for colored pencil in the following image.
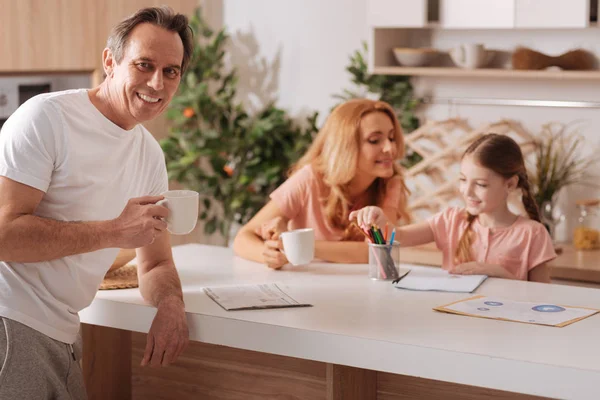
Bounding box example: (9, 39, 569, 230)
(389, 228, 396, 245)
(352, 221, 372, 242)
(377, 227, 385, 244)
(371, 225, 378, 244)
(376, 225, 385, 244)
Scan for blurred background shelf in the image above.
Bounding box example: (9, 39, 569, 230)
(368, 0, 600, 76)
(372, 66, 600, 80)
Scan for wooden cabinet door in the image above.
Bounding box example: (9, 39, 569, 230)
(0, 0, 98, 72)
(0, 0, 198, 73)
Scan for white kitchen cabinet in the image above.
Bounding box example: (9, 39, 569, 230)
(367, 0, 428, 27)
(515, 0, 590, 28)
(368, 0, 594, 29)
(440, 0, 516, 28)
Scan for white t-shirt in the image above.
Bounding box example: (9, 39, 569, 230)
(0, 89, 168, 343)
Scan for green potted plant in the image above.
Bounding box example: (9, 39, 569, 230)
(161, 7, 318, 244)
(531, 122, 599, 206)
(530, 122, 599, 239)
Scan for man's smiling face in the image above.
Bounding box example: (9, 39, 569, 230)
(105, 22, 184, 129)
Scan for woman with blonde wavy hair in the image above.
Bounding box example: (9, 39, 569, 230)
(233, 99, 410, 269)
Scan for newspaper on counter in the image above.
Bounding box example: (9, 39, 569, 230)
(203, 283, 312, 311)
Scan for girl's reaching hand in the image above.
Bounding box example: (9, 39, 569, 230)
(453, 261, 516, 279)
(349, 206, 388, 230)
(453, 261, 487, 275)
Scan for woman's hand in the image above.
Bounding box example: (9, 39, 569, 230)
(254, 216, 288, 240)
(349, 206, 389, 230)
(262, 238, 288, 269)
(252, 217, 289, 268)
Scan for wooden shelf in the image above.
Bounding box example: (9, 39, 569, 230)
(372, 67, 600, 80)
(379, 22, 600, 30)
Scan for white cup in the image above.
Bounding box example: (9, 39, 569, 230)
(449, 43, 492, 69)
(156, 190, 199, 235)
(280, 228, 315, 266)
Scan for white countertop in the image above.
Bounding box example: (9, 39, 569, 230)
(80, 244, 600, 399)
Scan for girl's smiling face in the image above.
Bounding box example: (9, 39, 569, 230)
(459, 155, 515, 215)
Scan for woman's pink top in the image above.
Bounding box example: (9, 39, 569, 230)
(270, 165, 403, 241)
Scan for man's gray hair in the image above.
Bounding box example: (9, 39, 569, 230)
(106, 6, 194, 74)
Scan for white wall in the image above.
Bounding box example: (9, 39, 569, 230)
(221, 0, 369, 123)
(216, 0, 600, 242)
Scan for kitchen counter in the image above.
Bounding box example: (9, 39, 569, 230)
(80, 244, 600, 400)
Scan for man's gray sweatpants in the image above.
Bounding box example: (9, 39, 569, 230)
(0, 317, 87, 400)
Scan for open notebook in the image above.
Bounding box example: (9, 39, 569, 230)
(393, 266, 487, 293)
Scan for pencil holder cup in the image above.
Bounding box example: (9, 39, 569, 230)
(368, 242, 400, 280)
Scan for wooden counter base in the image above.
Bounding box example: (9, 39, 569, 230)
(82, 323, 546, 400)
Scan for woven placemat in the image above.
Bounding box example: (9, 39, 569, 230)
(100, 264, 138, 290)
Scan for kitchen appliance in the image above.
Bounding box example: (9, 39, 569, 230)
(0, 91, 7, 129)
(0, 73, 91, 130)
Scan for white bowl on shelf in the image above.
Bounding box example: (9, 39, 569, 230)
(392, 48, 438, 67)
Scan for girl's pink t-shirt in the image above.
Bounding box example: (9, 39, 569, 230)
(270, 165, 403, 241)
(427, 207, 557, 280)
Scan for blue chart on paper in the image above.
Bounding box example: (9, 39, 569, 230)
(532, 305, 566, 313)
(484, 301, 504, 306)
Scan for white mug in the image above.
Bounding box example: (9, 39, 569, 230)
(449, 43, 491, 69)
(280, 228, 315, 266)
(156, 190, 199, 235)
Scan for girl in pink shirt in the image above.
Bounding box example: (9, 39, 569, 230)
(233, 99, 410, 269)
(350, 134, 555, 283)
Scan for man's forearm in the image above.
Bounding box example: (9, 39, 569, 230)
(0, 214, 113, 262)
(138, 261, 184, 308)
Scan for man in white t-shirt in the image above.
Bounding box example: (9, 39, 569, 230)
(0, 7, 194, 399)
